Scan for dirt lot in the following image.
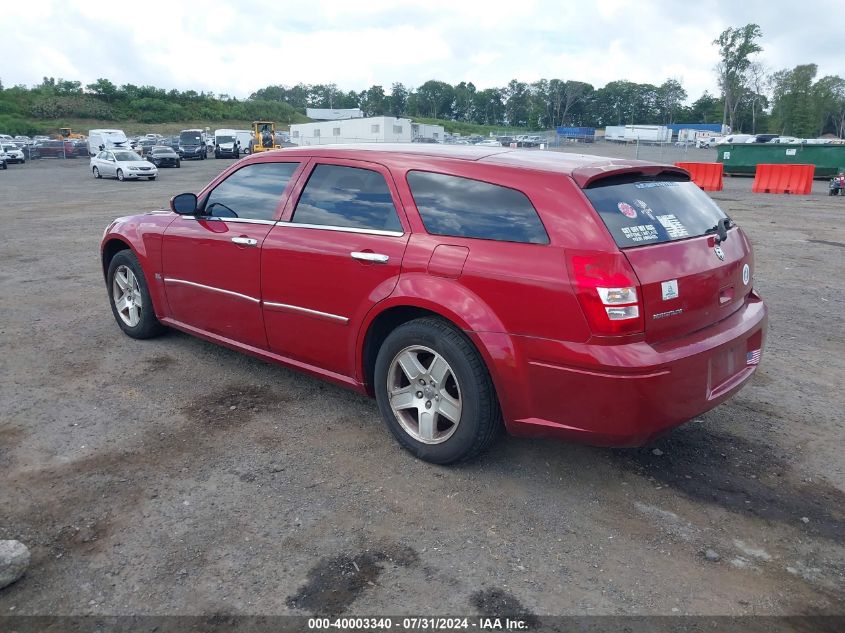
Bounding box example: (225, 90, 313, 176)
(0, 146, 843, 619)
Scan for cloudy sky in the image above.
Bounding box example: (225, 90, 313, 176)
(3, 0, 841, 101)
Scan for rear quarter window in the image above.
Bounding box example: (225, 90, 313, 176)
(584, 178, 729, 248)
(406, 171, 549, 244)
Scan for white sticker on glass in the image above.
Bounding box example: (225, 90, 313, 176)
(620, 224, 658, 242)
(661, 279, 679, 301)
(656, 214, 690, 239)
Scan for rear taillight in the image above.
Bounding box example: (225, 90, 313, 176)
(566, 251, 644, 336)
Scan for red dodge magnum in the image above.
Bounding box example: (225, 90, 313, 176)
(101, 145, 767, 463)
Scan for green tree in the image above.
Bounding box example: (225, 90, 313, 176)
(86, 78, 118, 102)
(769, 64, 818, 136)
(389, 82, 408, 117)
(503, 79, 529, 127)
(713, 23, 763, 131)
(416, 80, 454, 119)
(657, 79, 687, 124)
(360, 85, 387, 116)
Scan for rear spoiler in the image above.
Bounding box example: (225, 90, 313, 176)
(572, 164, 689, 189)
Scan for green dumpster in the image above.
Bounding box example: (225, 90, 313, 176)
(716, 143, 845, 178)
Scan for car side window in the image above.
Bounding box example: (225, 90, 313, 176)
(406, 171, 549, 244)
(292, 164, 402, 232)
(203, 162, 300, 221)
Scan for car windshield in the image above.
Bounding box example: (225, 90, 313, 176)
(584, 176, 730, 248)
(217, 136, 235, 143)
(152, 148, 172, 153)
(114, 151, 142, 162)
(180, 133, 201, 143)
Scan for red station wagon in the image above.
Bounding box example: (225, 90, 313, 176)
(101, 145, 767, 463)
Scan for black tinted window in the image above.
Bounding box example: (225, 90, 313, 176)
(204, 162, 299, 221)
(584, 179, 729, 248)
(293, 164, 402, 232)
(406, 171, 548, 244)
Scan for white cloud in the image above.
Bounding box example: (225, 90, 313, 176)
(2, 0, 841, 103)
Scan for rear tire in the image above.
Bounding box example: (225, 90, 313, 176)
(374, 317, 501, 464)
(107, 250, 165, 339)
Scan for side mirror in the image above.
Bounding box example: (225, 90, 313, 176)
(171, 193, 198, 215)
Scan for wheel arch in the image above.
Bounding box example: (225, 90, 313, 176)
(356, 298, 511, 404)
(101, 237, 133, 280)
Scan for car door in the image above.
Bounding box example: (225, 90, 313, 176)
(100, 151, 115, 176)
(162, 160, 305, 349)
(261, 159, 410, 377)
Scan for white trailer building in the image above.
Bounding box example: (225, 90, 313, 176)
(290, 117, 444, 146)
(604, 125, 672, 143)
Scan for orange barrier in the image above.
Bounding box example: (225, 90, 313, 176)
(675, 162, 724, 191)
(751, 163, 815, 195)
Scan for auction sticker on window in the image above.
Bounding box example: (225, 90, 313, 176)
(620, 224, 658, 242)
(656, 214, 690, 239)
(634, 199, 656, 220)
(618, 202, 637, 218)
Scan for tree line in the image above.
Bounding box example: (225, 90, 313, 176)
(1, 24, 843, 138)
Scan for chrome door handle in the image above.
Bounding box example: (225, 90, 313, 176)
(351, 251, 389, 264)
(231, 236, 258, 246)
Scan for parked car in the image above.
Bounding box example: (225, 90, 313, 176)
(70, 139, 89, 157)
(696, 136, 723, 149)
(768, 136, 800, 144)
(146, 146, 181, 168)
(0, 149, 7, 170)
(100, 145, 767, 464)
(90, 149, 158, 181)
(0, 143, 25, 164)
(136, 138, 158, 156)
(476, 139, 502, 147)
(31, 140, 75, 158)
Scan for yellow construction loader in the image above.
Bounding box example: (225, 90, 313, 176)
(251, 121, 280, 153)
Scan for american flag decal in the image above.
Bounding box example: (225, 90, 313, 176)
(746, 350, 762, 366)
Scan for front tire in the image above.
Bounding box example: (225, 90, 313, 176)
(176, 160, 181, 168)
(149, 176, 156, 180)
(117, 169, 125, 181)
(107, 250, 165, 339)
(374, 317, 501, 464)
(93, 166, 100, 178)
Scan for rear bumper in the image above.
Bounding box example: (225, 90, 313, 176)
(486, 292, 767, 446)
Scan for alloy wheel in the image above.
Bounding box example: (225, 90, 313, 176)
(387, 345, 462, 444)
(112, 265, 143, 327)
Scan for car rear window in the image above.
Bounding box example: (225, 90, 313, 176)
(583, 177, 729, 248)
(406, 171, 549, 244)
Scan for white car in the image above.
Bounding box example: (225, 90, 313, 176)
(769, 136, 801, 144)
(0, 149, 7, 170)
(476, 139, 502, 147)
(696, 137, 722, 149)
(0, 143, 25, 163)
(90, 149, 158, 181)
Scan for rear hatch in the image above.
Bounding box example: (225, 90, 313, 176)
(583, 172, 753, 343)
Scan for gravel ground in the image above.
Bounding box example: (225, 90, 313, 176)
(0, 147, 843, 618)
